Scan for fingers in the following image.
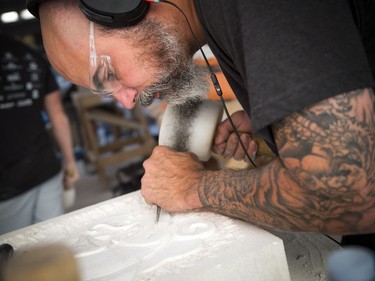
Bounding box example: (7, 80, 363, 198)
(63, 166, 80, 190)
(142, 196, 153, 206)
(222, 133, 242, 159)
(141, 146, 204, 212)
(214, 118, 233, 146)
(243, 139, 258, 164)
(232, 134, 251, 160)
(213, 132, 258, 162)
(63, 177, 76, 190)
(213, 110, 253, 155)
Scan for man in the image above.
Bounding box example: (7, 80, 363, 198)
(0, 33, 80, 234)
(28, 0, 374, 247)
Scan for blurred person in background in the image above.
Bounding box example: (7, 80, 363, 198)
(0, 33, 79, 235)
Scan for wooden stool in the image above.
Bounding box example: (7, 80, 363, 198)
(72, 90, 156, 188)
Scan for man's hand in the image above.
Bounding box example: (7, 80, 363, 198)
(63, 163, 80, 190)
(213, 110, 258, 163)
(141, 146, 205, 212)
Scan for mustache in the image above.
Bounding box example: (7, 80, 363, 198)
(136, 63, 209, 107)
(136, 75, 172, 107)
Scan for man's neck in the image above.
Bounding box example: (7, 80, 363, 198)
(171, 0, 206, 54)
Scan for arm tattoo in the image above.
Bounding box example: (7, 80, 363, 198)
(198, 88, 375, 234)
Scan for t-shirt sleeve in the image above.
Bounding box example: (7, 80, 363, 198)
(196, 0, 375, 133)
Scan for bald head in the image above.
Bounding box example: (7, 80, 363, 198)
(39, 0, 77, 21)
(38, 0, 91, 87)
(39, 0, 88, 50)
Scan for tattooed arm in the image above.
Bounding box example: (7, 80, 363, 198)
(141, 88, 374, 234)
(198, 88, 375, 234)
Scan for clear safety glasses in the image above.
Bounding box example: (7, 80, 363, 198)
(89, 21, 122, 96)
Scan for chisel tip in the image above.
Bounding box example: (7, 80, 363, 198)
(155, 206, 161, 224)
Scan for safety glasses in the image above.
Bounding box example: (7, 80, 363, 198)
(89, 21, 122, 96)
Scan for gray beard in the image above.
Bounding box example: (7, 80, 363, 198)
(120, 19, 210, 107)
(137, 61, 210, 107)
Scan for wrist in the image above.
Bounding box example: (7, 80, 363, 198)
(197, 169, 228, 211)
(64, 161, 76, 171)
(195, 170, 217, 210)
(185, 170, 206, 210)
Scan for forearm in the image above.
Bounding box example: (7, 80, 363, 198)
(50, 113, 76, 166)
(44, 92, 76, 167)
(198, 89, 375, 235)
(198, 160, 363, 234)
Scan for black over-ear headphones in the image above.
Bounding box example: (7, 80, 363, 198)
(26, 0, 150, 27)
(78, 0, 150, 27)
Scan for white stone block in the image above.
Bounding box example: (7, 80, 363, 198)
(0, 191, 291, 281)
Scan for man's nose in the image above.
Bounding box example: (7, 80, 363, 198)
(112, 87, 138, 109)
